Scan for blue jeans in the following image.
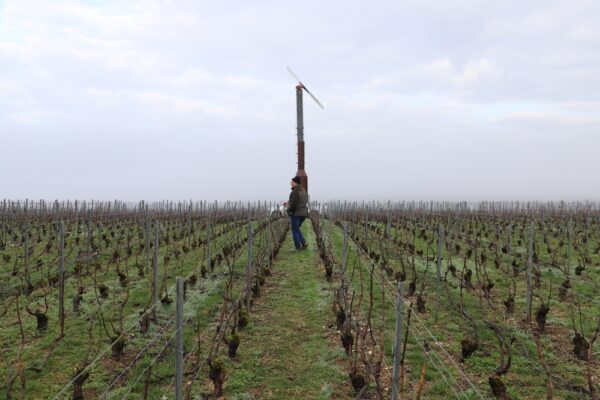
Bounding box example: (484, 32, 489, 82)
(290, 216, 306, 249)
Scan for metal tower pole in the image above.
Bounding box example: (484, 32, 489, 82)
(296, 84, 308, 193)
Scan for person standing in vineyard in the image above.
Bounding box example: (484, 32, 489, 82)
(284, 176, 309, 250)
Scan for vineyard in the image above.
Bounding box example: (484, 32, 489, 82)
(0, 200, 598, 399)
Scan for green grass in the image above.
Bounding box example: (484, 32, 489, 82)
(220, 222, 351, 399)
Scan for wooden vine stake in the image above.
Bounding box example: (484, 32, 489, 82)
(416, 363, 427, 400)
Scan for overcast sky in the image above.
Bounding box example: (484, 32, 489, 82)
(1, 0, 599, 202)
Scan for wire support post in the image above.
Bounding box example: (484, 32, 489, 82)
(175, 277, 184, 400)
(392, 281, 404, 400)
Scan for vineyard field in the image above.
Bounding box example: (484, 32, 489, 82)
(0, 200, 598, 399)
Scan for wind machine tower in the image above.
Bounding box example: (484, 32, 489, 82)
(287, 66, 324, 193)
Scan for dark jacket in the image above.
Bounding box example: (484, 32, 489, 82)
(287, 185, 308, 217)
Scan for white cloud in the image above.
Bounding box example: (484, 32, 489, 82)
(0, 0, 599, 200)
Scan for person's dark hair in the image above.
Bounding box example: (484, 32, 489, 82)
(292, 176, 301, 184)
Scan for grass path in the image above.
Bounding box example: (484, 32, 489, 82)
(223, 220, 352, 399)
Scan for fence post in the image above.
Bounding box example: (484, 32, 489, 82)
(527, 223, 534, 322)
(386, 204, 392, 258)
(74, 200, 79, 239)
(507, 224, 512, 255)
(153, 222, 159, 320)
(23, 201, 30, 286)
(392, 281, 404, 400)
(207, 219, 212, 272)
(175, 277, 184, 400)
(145, 206, 150, 275)
(567, 219, 573, 275)
(247, 222, 253, 271)
(436, 224, 443, 323)
(59, 220, 65, 337)
(86, 217, 92, 275)
(267, 204, 273, 263)
(187, 202, 192, 249)
(386, 201, 392, 239)
(245, 222, 253, 307)
(340, 223, 349, 310)
(341, 223, 348, 276)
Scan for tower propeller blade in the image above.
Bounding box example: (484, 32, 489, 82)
(286, 66, 325, 109)
(303, 86, 324, 109)
(286, 66, 302, 83)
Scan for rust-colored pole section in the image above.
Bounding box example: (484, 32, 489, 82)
(297, 141, 307, 191)
(295, 84, 308, 192)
